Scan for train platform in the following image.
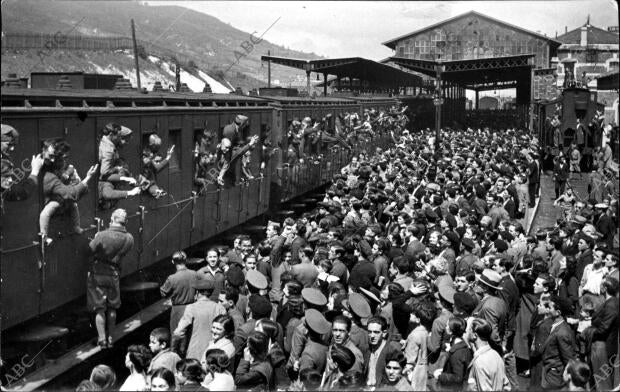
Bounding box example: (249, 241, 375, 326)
(529, 171, 590, 234)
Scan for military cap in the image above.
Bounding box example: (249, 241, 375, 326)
(118, 125, 132, 137)
(1, 124, 19, 142)
(301, 288, 327, 307)
(248, 294, 272, 319)
(462, 238, 476, 250)
(226, 264, 245, 287)
(235, 115, 248, 125)
(348, 292, 371, 318)
(246, 269, 268, 290)
(191, 278, 215, 291)
(436, 283, 456, 305)
(453, 292, 477, 315)
(305, 309, 331, 335)
(572, 215, 587, 225)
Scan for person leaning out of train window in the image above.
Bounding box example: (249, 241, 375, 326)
(98, 122, 140, 200)
(1, 124, 44, 202)
(222, 114, 248, 148)
(39, 139, 98, 245)
(139, 133, 174, 199)
(215, 136, 258, 187)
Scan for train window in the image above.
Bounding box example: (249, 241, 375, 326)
(169, 129, 181, 170)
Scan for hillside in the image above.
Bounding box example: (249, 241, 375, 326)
(1, 0, 323, 89)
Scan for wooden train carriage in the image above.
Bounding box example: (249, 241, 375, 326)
(271, 96, 400, 202)
(0, 88, 274, 330)
(536, 87, 604, 150)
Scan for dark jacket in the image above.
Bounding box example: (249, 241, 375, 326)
(363, 340, 402, 387)
(590, 296, 619, 359)
(541, 320, 576, 389)
(437, 340, 473, 389)
(498, 275, 520, 335)
(234, 359, 273, 392)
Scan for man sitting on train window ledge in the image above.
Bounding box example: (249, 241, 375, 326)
(1, 124, 44, 205)
(98, 123, 140, 204)
(139, 134, 174, 199)
(222, 115, 249, 148)
(39, 139, 98, 245)
(215, 135, 258, 187)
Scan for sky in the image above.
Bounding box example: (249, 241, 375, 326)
(153, 0, 619, 60)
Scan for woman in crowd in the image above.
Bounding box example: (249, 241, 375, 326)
(120, 345, 152, 391)
(202, 349, 235, 391)
(149, 368, 176, 391)
(175, 358, 207, 390)
(204, 314, 235, 360)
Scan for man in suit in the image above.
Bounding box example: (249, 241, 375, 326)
(540, 295, 576, 389)
(364, 316, 402, 388)
(587, 277, 619, 391)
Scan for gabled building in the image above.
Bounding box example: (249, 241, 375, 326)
(553, 19, 618, 123)
(382, 10, 561, 69)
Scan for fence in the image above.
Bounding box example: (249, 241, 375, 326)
(1, 33, 193, 66)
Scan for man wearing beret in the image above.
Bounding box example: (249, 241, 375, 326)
(173, 278, 226, 360)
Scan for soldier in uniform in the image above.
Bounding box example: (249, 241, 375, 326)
(87, 208, 134, 348)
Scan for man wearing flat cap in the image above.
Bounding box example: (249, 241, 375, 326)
(87, 208, 134, 348)
(174, 277, 226, 360)
(472, 269, 508, 350)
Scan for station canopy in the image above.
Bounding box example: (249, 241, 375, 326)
(386, 54, 535, 91)
(260, 55, 423, 88)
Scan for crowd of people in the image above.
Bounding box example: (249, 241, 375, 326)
(69, 101, 619, 392)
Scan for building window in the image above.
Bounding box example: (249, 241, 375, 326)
(586, 50, 598, 63)
(609, 61, 619, 70)
(398, 46, 404, 56)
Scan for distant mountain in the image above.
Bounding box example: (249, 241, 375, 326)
(1, 0, 323, 89)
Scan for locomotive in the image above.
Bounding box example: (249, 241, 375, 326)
(0, 86, 398, 332)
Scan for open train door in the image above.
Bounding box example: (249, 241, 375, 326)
(268, 103, 283, 212)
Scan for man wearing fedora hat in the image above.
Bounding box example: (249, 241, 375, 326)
(472, 269, 508, 351)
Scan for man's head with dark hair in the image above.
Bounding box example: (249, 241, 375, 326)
(602, 276, 619, 297)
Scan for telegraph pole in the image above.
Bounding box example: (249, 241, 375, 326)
(434, 63, 445, 151)
(131, 19, 142, 90)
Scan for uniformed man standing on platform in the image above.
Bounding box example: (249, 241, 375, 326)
(87, 208, 134, 349)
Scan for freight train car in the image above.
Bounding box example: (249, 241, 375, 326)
(0, 87, 398, 331)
